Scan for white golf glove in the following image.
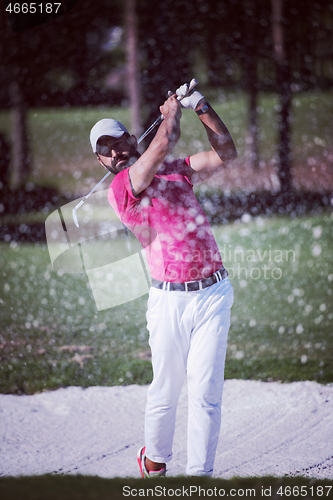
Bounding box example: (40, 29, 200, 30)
(168, 83, 205, 110)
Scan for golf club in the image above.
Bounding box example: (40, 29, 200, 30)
(72, 78, 198, 227)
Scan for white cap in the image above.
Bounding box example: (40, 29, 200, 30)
(90, 119, 129, 152)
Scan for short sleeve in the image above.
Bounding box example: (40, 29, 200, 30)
(108, 169, 142, 224)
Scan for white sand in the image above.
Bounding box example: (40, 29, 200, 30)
(0, 380, 332, 479)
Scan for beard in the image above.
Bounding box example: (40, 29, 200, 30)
(103, 149, 140, 175)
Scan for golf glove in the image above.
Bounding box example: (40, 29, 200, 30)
(168, 83, 204, 110)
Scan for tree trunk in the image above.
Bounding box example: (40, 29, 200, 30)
(271, 0, 292, 193)
(125, 0, 142, 141)
(243, 0, 260, 170)
(247, 83, 259, 169)
(9, 80, 31, 189)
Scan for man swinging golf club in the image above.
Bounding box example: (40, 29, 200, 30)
(90, 81, 237, 477)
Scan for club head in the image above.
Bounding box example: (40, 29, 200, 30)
(73, 208, 80, 228)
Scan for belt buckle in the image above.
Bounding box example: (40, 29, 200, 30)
(185, 280, 202, 292)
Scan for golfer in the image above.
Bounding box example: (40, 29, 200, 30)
(90, 83, 237, 477)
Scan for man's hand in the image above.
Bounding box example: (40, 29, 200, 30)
(169, 83, 205, 111)
(160, 94, 182, 120)
(128, 94, 182, 195)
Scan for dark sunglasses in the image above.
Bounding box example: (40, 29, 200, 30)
(96, 143, 115, 157)
(96, 133, 130, 158)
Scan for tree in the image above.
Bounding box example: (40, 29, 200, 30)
(0, 9, 32, 188)
(125, 0, 142, 139)
(137, 0, 191, 139)
(9, 80, 32, 189)
(271, 0, 292, 193)
(243, 0, 260, 170)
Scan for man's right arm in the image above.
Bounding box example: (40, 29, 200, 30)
(129, 96, 182, 195)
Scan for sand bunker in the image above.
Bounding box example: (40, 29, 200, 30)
(0, 380, 332, 479)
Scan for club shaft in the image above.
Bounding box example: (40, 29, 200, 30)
(82, 170, 112, 202)
(137, 116, 163, 143)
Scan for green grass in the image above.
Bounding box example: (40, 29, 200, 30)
(213, 212, 333, 383)
(0, 475, 332, 500)
(0, 89, 331, 194)
(0, 211, 51, 225)
(0, 212, 332, 394)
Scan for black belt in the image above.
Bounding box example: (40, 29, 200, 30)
(151, 267, 228, 292)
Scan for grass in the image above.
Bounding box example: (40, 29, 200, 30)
(0, 89, 332, 194)
(213, 212, 333, 383)
(0, 475, 332, 500)
(0, 212, 332, 394)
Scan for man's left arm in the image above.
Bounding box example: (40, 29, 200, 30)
(176, 84, 238, 182)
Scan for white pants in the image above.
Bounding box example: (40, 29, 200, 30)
(145, 277, 234, 476)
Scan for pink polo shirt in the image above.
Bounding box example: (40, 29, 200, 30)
(108, 158, 223, 282)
